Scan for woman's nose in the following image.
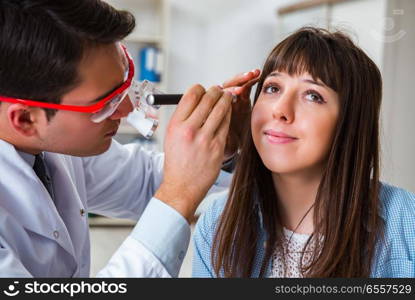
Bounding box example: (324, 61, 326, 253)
(272, 92, 295, 123)
(109, 95, 134, 120)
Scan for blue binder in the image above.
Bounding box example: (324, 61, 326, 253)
(139, 46, 161, 82)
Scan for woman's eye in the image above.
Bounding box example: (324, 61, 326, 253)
(305, 91, 324, 104)
(263, 85, 279, 94)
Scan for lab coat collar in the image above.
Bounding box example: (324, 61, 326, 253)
(0, 139, 84, 258)
(17, 149, 36, 167)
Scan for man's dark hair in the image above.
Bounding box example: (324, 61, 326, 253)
(0, 0, 135, 119)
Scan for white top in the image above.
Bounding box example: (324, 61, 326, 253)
(270, 228, 314, 278)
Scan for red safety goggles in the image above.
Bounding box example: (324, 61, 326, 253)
(0, 44, 134, 118)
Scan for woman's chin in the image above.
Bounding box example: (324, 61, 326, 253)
(262, 160, 300, 174)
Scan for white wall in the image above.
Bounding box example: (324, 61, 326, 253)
(163, 0, 414, 192)
(165, 0, 388, 89)
(381, 0, 415, 192)
(164, 0, 207, 92)
(330, 0, 387, 67)
(158, 0, 288, 152)
(165, 0, 286, 92)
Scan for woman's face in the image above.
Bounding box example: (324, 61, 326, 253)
(251, 71, 340, 176)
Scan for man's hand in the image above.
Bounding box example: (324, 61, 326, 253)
(222, 69, 261, 158)
(155, 85, 233, 223)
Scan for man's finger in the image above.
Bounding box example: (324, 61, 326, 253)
(202, 92, 232, 136)
(172, 84, 206, 121)
(215, 105, 232, 146)
(187, 86, 223, 128)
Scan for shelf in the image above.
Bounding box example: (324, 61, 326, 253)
(104, 0, 165, 43)
(125, 35, 164, 44)
(103, 0, 167, 152)
(277, 0, 350, 15)
(89, 215, 197, 227)
(89, 216, 136, 227)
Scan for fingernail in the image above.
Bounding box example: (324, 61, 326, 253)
(226, 87, 238, 93)
(243, 72, 251, 76)
(218, 84, 224, 89)
(223, 91, 237, 102)
(224, 91, 235, 102)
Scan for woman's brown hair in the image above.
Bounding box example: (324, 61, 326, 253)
(212, 27, 383, 277)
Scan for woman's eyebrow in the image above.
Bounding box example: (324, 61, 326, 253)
(267, 72, 281, 78)
(302, 78, 325, 87)
(266, 72, 326, 87)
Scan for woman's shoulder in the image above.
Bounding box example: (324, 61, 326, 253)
(372, 183, 415, 277)
(194, 191, 229, 235)
(379, 182, 415, 221)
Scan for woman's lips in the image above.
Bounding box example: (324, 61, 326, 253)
(264, 129, 297, 144)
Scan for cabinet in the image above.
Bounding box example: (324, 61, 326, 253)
(103, 0, 169, 151)
(89, 0, 168, 226)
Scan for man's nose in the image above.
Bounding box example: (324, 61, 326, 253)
(109, 95, 134, 120)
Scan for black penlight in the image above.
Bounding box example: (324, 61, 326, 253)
(146, 94, 183, 105)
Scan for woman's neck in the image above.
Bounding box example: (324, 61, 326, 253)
(272, 168, 323, 235)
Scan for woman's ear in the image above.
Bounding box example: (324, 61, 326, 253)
(7, 104, 46, 137)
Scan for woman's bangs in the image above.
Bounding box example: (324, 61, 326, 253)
(266, 32, 341, 92)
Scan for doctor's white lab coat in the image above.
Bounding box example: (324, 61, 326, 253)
(0, 139, 230, 277)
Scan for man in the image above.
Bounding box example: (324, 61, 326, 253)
(0, 0, 259, 277)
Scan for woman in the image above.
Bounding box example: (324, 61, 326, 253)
(192, 27, 415, 277)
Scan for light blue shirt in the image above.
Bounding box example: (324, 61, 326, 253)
(192, 182, 415, 277)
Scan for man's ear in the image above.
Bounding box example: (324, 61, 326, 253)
(7, 104, 47, 137)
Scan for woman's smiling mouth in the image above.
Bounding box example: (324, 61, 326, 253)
(264, 129, 298, 144)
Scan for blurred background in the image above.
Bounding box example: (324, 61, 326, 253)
(90, 0, 415, 277)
